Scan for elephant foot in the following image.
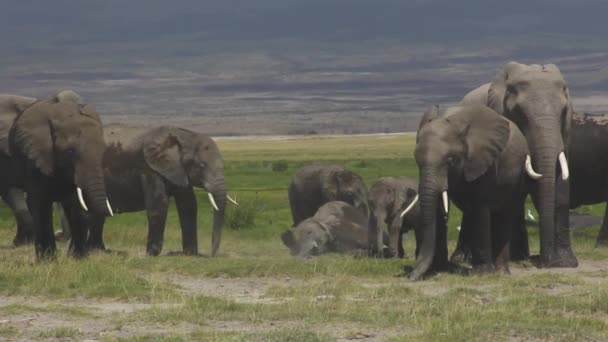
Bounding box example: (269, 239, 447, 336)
(595, 237, 608, 247)
(35, 247, 57, 262)
(471, 264, 495, 275)
(450, 248, 471, 264)
(86, 242, 106, 251)
(13, 234, 35, 247)
(54, 230, 71, 242)
(532, 252, 578, 268)
(146, 243, 163, 257)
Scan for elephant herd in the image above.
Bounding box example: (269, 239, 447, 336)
(282, 61, 608, 280)
(0, 91, 236, 260)
(3, 61, 608, 281)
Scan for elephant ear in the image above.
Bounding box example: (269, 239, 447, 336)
(417, 105, 441, 135)
(9, 102, 55, 176)
(454, 106, 511, 182)
(488, 62, 526, 114)
(0, 96, 36, 155)
(143, 131, 189, 187)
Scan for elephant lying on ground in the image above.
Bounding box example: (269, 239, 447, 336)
(84, 124, 235, 256)
(9, 90, 113, 259)
(289, 164, 368, 226)
(282, 201, 386, 258)
(461, 62, 577, 268)
(0, 95, 37, 246)
(368, 177, 420, 258)
(410, 104, 528, 280)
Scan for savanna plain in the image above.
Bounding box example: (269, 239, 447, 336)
(1, 133, 608, 342)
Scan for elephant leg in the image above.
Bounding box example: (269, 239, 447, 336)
(470, 206, 494, 273)
(4, 188, 34, 246)
(27, 189, 55, 260)
(174, 187, 198, 255)
(86, 215, 106, 250)
(553, 177, 578, 267)
(142, 174, 169, 256)
(595, 202, 608, 246)
(430, 211, 449, 272)
(491, 210, 512, 274)
(509, 197, 529, 261)
(450, 211, 472, 264)
(62, 195, 88, 258)
(387, 219, 402, 258)
(54, 203, 72, 241)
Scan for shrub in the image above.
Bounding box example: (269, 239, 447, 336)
(271, 160, 289, 172)
(226, 200, 261, 230)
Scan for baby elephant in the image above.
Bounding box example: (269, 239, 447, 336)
(281, 201, 376, 258)
(368, 177, 420, 258)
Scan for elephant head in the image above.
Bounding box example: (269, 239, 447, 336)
(411, 105, 511, 280)
(9, 90, 112, 216)
(142, 127, 227, 256)
(281, 217, 333, 258)
(488, 62, 573, 265)
(322, 168, 369, 219)
(368, 177, 419, 257)
(0, 95, 37, 155)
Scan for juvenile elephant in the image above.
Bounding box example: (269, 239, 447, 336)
(288, 164, 368, 226)
(461, 62, 577, 268)
(9, 90, 113, 259)
(569, 112, 608, 246)
(85, 124, 234, 257)
(410, 104, 528, 280)
(368, 177, 420, 258)
(0, 95, 37, 245)
(281, 201, 374, 258)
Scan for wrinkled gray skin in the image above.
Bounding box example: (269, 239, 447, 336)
(411, 105, 528, 280)
(9, 91, 112, 260)
(569, 112, 608, 246)
(288, 164, 369, 226)
(0, 95, 37, 246)
(84, 124, 227, 257)
(368, 177, 420, 258)
(281, 201, 372, 258)
(460, 62, 577, 268)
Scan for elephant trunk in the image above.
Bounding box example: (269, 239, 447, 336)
(76, 165, 112, 217)
(209, 177, 227, 257)
(410, 169, 441, 280)
(367, 209, 385, 256)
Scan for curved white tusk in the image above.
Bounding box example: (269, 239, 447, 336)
(106, 198, 114, 217)
(442, 191, 449, 215)
(77, 187, 88, 211)
(227, 195, 239, 206)
(525, 155, 542, 180)
(558, 152, 569, 181)
(208, 193, 219, 211)
(400, 194, 419, 218)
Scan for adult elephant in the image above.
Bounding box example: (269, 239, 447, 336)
(288, 164, 368, 226)
(460, 62, 577, 268)
(0, 95, 37, 245)
(85, 124, 233, 257)
(9, 90, 113, 259)
(569, 112, 608, 246)
(281, 201, 374, 258)
(368, 176, 420, 258)
(410, 105, 528, 280)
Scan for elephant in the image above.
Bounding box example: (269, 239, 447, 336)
(0, 95, 37, 246)
(83, 123, 233, 257)
(8, 90, 113, 259)
(459, 62, 577, 268)
(288, 164, 369, 226)
(569, 112, 608, 246)
(410, 104, 528, 280)
(368, 176, 420, 258)
(281, 201, 376, 258)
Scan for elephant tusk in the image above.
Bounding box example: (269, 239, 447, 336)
(558, 152, 569, 181)
(106, 198, 114, 217)
(208, 193, 219, 211)
(227, 195, 239, 206)
(525, 155, 542, 180)
(400, 194, 419, 218)
(77, 187, 89, 211)
(442, 191, 449, 215)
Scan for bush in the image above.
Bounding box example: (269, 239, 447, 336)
(226, 200, 261, 230)
(271, 160, 289, 172)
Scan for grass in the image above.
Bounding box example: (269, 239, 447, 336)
(0, 133, 607, 341)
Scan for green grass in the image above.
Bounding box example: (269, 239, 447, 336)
(0, 133, 607, 341)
